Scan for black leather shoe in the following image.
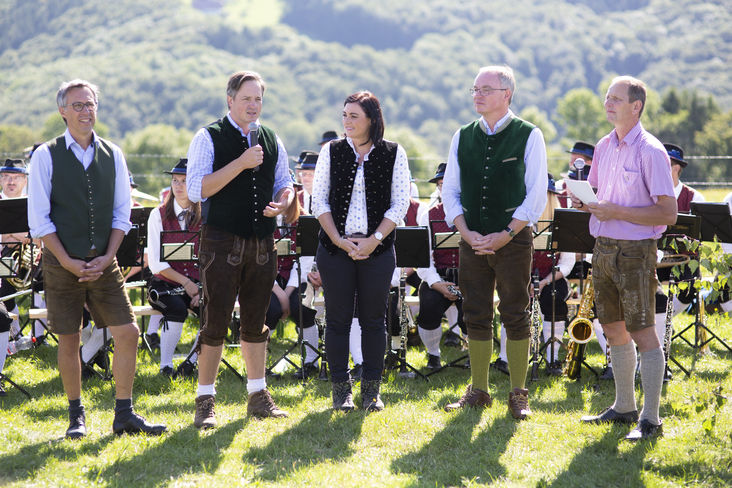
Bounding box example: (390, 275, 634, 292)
(545, 361, 563, 376)
(160, 366, 174, 378)
(176, 359, 196, 378)
(293, 361, 318, 380)
(113, 412, 166, 436)
(626, 419, 663, 441)
(66, 410, 87, 439)
(491, 358, 509, 376)
(145, 333, 160, 350)
(426, 354, 441, 370)
(443, 330, 462, 348)
(599, 366, 614, 381)
(581, 406, 639, 424)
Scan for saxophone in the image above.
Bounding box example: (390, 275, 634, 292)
(563, 276, 595, 379)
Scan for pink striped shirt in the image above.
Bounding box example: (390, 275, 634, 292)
(588, 121, 674, 240)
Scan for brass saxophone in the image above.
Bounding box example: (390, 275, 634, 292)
(563, 276, 595, 379)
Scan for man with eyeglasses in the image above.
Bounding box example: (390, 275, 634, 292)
(442, 65, 547, 420)
(28, 79, 166, 438)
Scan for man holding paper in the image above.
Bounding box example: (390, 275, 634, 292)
(570, 76, 676, 441)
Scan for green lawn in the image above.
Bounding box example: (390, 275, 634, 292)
(1, 313, 731, 488)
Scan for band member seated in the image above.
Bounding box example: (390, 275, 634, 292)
(416, 162, 465, 370)
(147, 159, 201, 378)
(28, 79, 165, 438)
(312, 90, 410, 411)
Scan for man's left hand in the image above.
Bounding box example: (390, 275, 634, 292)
(263, 189, 293, 217)
(477, 231, 511, 254)
(79, 254, 114, 282)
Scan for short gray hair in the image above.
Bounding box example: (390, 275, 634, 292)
(56, 79, 100, 108)
(478, 65, 516, 103)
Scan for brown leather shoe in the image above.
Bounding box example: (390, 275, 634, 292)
(247, 389, 288, 418)
(444, 384, 492, 412)
(508, 387, 532, 420)
(194, 394, 216, 429)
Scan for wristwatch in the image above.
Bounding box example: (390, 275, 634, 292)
(373, 231, 384, 241)
(504, 226, 516, 238)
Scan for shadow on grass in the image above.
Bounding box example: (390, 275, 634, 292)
(2, 431, 114, 483)
(95, 418, 246, 485)
(391, 407, 516, 487)
(243, 408, 364, 482)
(545, 428, 654, 488)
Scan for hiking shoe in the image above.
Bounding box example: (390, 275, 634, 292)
(247, 389, 288, 418)
(194, 394, 216, 429)
(361, 379, 384, 412)
(332, 381, 355, 412)
(508, 388, 532, 420)
(444, 384, 492, 412)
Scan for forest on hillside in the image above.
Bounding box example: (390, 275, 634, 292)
(0, 0, 730, 193)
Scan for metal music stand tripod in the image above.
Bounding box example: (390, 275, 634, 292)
(387, 226, 430, 381)
(675, 203, 732, 355)
(163, 230, 243, 382)
(551, 209, 598, 380)
(265, 218, 326, 384)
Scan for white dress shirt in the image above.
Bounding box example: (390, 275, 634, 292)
(311, 138, 411, 234)
(186, 114, 292, 204)
(442, 110, 548, 229)
(28, 129, 132, 239)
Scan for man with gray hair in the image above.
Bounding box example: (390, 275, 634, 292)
(28, 79, 166, 438)
(442, 65, 548, 420)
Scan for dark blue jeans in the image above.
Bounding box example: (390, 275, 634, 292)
(316, 245, 395, 383)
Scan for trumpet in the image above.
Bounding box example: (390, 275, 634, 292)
(564, 276, 595, 379)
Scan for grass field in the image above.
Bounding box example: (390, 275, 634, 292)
(1, 310, 731, 488)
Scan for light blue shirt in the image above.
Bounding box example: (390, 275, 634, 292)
(28, 129, 132, 240)
(442, 110, 548, 229)
(186, 113, 292, 204)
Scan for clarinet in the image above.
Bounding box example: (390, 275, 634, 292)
(529, 272, 543, 380)
(148, 285, 186, 304)
(663, 278, 676, 363)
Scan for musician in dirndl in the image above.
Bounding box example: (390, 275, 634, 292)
(146, 159, 201, 377)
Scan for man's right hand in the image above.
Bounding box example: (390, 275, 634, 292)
(462, 230, 494, 254)
(237, 145, 264, 171)
(63, 257, 103, 282)
(432, 281, 459, 301)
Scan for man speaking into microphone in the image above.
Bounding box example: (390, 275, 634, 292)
(186, 71, 294, 428)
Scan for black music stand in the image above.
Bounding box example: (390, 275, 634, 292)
(388, 226, 430, 381)
(0, 198, 33, 398)
(674, 203, 732, 355)
(551, 209, 598, 381)
(265, 221, 326, 384)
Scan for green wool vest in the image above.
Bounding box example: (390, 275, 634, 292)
(48, 135, 116, 258)
(205, 117, 279, 238)
(458, 117, 534, 234)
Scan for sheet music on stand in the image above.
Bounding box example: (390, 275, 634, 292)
(160, 230, 199, 262)
(533, 219, 553, 252)
(275, 225, 296, 256)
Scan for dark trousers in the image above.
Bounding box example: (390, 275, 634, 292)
(317, 244, 395, 383)
(458, 227, 533, 341)
(417, 281, 465, 332)
(538, 278, 570, 322)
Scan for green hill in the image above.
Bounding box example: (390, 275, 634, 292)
(1, 0, 730, 176)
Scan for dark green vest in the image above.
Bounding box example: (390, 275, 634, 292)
(48, 135, 116, 258)
(204, 117, 279, 238)
(458, 117, 534, 234)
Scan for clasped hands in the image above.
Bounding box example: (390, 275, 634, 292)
(339, 235, 378, 261)
(65, 254, 114, 283)
(464, 230, 511, 255)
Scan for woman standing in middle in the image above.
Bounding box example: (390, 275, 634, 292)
(312, 91, 410, 412)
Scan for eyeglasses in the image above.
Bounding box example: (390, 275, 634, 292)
(63, 101, 97, 112)
(469, 86, 507, 97)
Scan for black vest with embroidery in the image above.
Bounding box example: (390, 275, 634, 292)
(319, 138, 397, 255)
(204, 117, 278, 238)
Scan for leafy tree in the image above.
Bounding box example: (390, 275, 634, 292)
(695, 110, 732, 182)
(0, 124, 39, 157)
(555, 88, 608, 146)
(519, 106, 557, 145)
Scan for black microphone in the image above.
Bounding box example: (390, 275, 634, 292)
(249, 122, 260, 172)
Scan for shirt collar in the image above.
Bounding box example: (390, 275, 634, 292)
(611, 120, 643, 146)
(480, 110, 514, 135)
(64, 128, 98, 150)
(227, 113, 259, 137)
(173, 199, 188, 216)
(345, 137, 375, 161)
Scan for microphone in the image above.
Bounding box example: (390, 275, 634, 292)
(573, 158, 586, 181)
(248, 122, 259, 172)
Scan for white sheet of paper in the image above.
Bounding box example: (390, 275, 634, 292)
(563, 179, 598, 205)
